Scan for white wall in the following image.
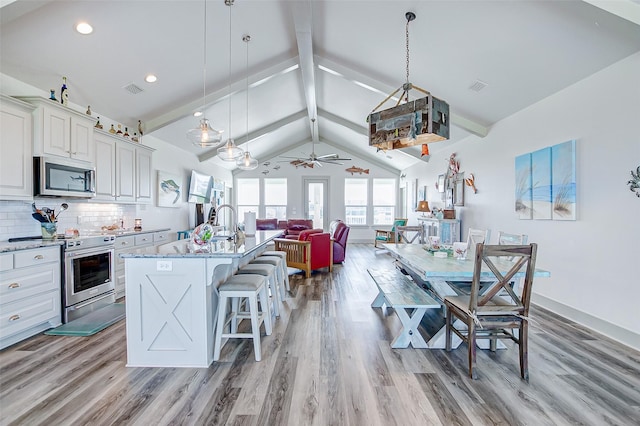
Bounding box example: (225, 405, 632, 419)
(133, 134, 232, 234)
(402, 53, 640, 349)
(234, 142, 398, 242)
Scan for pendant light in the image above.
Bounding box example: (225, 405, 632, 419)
(186, 0, 223, 147)
(217, 0, 244, 161)
(236, 35, 259, 170)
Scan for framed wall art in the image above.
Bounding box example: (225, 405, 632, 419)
(454, 175, 464, 206)
(157, 171, 183, 208)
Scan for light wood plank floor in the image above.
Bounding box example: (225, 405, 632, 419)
(1, 244, 639, 425)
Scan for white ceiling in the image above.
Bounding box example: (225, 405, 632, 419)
(2, 0, 639, 172)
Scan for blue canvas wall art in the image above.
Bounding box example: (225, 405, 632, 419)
(515, 153, 533, 219)
(551, 140, 576, 220)
(515, 140, 576, 221)
(531, 147, 552, 219)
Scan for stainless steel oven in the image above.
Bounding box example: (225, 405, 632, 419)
(63, 235, 116, 322)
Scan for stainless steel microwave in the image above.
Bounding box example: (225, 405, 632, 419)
(34, 156, 96, 198)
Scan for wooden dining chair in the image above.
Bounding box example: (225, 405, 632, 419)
(498, 231, 528, 263)
(374, 218, 407, 248)
(445, 243, 538, 380)
(396, 225, 424, 244)
(466, 228, 491, 260)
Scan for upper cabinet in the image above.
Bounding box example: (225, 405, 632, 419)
(0, 95, 34, 200)
(93, 129, 154, 204)
(18, 97, 94, 163)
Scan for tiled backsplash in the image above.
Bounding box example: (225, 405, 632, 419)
(0, 200, 136, 241)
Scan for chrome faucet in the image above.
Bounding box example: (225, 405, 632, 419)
(213, 204, 237, 236)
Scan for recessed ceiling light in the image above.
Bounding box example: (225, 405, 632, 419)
(144, 74, 158, 83)
(75, 22, 93, 35)
(193, 111, 203, 117)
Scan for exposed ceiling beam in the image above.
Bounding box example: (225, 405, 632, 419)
(582, 0, 640, 26)
(197, 110, 307, 162)
(320, 137, 401, 174)
(315, 56, 490, 138)
(146, 57, 300, 134)
(233, 137, 312, 175)
(291, 1, 318, 139)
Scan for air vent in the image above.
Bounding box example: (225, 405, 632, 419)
(122, 82, 144, 95)
(469, 79, 488, 92)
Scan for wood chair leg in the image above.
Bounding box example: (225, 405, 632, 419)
(468, 320, 477, 380)
(520, 321, 529, 381)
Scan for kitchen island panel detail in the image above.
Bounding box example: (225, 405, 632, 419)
(125, 258, 213, 368)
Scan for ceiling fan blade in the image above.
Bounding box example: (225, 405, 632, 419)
(317, 153, 339, 159)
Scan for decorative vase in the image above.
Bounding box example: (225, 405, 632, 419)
(41, 222, 58, 239)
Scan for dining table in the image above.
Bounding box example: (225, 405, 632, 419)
(381, 243, 551, 349)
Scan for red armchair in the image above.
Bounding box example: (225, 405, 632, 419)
(330, 220, 350, 263)
(274, 229, 333, 278)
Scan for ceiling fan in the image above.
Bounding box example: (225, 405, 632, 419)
(279, 118, 351, 167)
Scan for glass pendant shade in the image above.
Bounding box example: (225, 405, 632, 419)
(187, 118, 223, 147)
(236, 150, 259, 170)
(217, 138, 243, 161)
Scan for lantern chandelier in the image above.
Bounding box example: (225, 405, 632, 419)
(367, 11, 450, 152)
(186, 0, 223, 147)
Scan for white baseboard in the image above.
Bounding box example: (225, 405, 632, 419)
(532, 293, 640, 351)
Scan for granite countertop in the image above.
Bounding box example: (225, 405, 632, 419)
(0, 228, 171, 253)
(120, 230, 282, 259)
(109, 228, 170, 238)
(0, 239, 65, 253)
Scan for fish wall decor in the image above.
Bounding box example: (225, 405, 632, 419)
(345, 166, 370, 175)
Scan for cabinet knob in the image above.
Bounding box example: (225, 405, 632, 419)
(34, 254, 44, 260)
(8, 282, 20, 289)
(9, 314, 20, 322)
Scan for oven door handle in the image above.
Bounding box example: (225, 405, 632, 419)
(71, 291, 115, 310)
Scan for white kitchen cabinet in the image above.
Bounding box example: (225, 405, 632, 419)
(136, 147, 153, 204)
(94, 129, 154, 203)
(93, 131, 117, 201)
(0, 95, 34, 200)
(114, 231, 170, 299)
(115, 140, 136, 202)
(0, 246, 62, 349)
(19, 97, 94, 163)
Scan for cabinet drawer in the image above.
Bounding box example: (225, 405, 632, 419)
(153, 231, 169, 244)
(134, 234, 153, 246)
(13, 247, 60, 269)
(0, 254, 13, 272)
(0, 290, 60, 339)
(0, 264, 59, 304)
(115, 235, 135, 249)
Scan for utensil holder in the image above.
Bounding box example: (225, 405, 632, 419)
(41, 222, 58, 239)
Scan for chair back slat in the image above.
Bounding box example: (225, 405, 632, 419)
(396, 225, 424, 244)
(469, 243, 537, 315)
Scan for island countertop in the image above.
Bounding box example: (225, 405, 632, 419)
(119, 230, 282, 258)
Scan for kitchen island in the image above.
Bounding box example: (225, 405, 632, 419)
(120, 230, 282, 368)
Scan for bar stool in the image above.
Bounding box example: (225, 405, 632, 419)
(213, 274, 272, 362)
(237, 263, 280, 318)
(250, 256, 288, 299)
(256, 250, 289, 291)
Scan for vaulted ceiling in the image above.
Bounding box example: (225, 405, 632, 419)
(2, 0, 639, 172)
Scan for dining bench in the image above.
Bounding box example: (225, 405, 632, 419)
(368, 268, 440, 349)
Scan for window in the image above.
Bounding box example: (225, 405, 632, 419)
(344, 178, 367, 225)
(373, 178, 395, 225)
(264, 178, 287, 220)
(236, 178, 259, 219)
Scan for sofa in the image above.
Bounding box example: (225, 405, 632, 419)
(329, 219, 350, 263)
(274, 229, 332, 278)
(255, 218, 314, 239)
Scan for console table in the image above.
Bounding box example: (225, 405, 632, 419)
(417, 218, 461, 244)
